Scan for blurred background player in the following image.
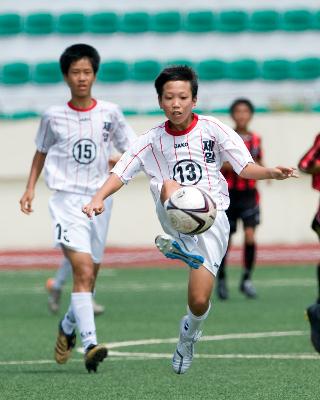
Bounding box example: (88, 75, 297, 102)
(217, 98, 265, 300)
(298, 134, 320, 352)
(20, 43, 136, 372)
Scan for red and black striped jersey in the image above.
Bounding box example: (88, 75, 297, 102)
(221, 132, 262, 191)
(298, 133, 320, 192)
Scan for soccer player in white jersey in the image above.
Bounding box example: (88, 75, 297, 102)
(20, 44, 136, 372)
(82, 66, 298, 374)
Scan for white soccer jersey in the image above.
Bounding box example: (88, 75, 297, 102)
(35, 99, 136, 195)
(112, 114, 254, 210)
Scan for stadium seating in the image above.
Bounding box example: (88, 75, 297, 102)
(227, 59, 259, 80)
(1, 62, 30, 84)
(249, 10, 280, 32)
(291, 58, 320, 80)
(150, 11, 182, 33)
(313, 10, 320, 30)
(184, 11, 215, 33)
(98, 61, 129, 82)
(131, 60, 161, 81)
(120, 12, 150, 33)
(87, 12, 119, 34)
(0, 13, 22, 35)
(261, 59, 292, 80)
(32, 62, 62, 84)
(197, 59, 227, 80)
(216, 10, 249, 32)
(165, 59, 194, 68)
(24, 13, 55, 35)
(281, 9, 313, 31)
(56, 12, 86, 34)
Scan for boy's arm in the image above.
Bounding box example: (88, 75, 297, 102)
(20, 151, 47, 214)
(240, 163, 298, 180)
(82, 173, 124, 218)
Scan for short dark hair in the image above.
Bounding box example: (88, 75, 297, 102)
(154, 65, 198, 99)
(59, 43, 100, 75)
(229, 98, 255, 115)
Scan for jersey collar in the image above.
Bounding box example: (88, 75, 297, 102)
(165, 113, 198, 136)
(67, 98, 97, 112)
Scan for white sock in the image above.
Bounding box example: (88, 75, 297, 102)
(183, 302, 212, 338)
(61, 304, 76, 335)
(53, 258, 72, 290)
(71, 292, 97, 351)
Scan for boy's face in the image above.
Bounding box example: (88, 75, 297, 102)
(231, 103, 253, 130)
(64, 57, 96, 99)
(159, 80, 196, 127)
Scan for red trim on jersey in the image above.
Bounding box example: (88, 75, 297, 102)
(165, 114, 198, 136)
(173, 136, 178, 162)
(67, 99, 97, 112)
(150, 144, 164, 180)
(120, 144, 150, 177)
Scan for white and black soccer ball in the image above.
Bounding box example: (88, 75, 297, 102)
(165, 186, 217, 235)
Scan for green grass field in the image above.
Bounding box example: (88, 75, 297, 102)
(1, 264, 320, 400)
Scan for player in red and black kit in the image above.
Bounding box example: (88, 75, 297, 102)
(298, 134, 320, 352)
(217, 98, 264, 300)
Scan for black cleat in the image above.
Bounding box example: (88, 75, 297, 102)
(54, 321, 76, 364)
(306, 303, 320, 353)
(217, 279, 229, 300)
(240, 279, 257, 299)
(85, 344, 108, 373)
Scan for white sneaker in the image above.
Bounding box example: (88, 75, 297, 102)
(155, 234, 204, 269)
(172, 316, 202, 374)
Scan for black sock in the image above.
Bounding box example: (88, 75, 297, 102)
(242, 243, 256, 281)
(218, 255, 226, 281)
(317, 263, 320, 303)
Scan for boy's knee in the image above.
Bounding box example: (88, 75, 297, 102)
(160, 180, 181, 204)
(189, 297, 210, 316)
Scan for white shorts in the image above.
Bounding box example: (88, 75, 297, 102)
(153, 187, 230, 277)
(48, 191, 112, 264)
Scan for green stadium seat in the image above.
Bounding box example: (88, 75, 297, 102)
(217, 10, 249, 32)
(131, 60, 161, 81)
(24, 13, 55, 35)
(197, 59, 227, 80)
(249, 10, 280, 32)
(281, 9, 313, 31)
(87, 12, 118, 34)
(56, 13, 86, 34)
(165, 59, 194, 68)
(227, 59, 259, 80)
(120, 12, 150, 33)
(184, 11, 215, 32)
(0, 13, 22, 35)
(291, 58, 320, 80)
(33, 62, 62, 84)
(261, 59, 292, 80)
(1, 62, 30, 84)
(98, 61, 129, 82)
(151, 11, 181, 33)
(312, 11, 320, 30)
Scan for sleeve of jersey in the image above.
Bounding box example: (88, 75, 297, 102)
(35, 111, 55, 153)
(111, 106, 137, 152)
(111, 136, 149, 184)
(217, 121, 254, 175)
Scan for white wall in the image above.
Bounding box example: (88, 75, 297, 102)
(0, 113, 319, 249)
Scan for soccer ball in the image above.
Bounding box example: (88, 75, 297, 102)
(165, 186, 217, 235)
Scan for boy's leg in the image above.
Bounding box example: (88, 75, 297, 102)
(239, 226, 257, 298)
(47, 257, 72, 314)
(172, 266, 214, 374)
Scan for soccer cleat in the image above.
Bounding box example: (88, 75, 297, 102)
(155, 234, 204, 269)
(54, 321, 76, 364)
(240, 279, 257, 298)
(172, 316, 202, 374)
(92, 299, 105, 316)
(217, 278, 229, 300)
(306, 303, 320, 353)
(46, 278, 61, 314)
(84, 344, 108, 373)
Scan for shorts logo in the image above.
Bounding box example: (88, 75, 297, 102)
(203, 140, 215, 163)
(173, 159, 202, 185)
(73, 139, 96, 164)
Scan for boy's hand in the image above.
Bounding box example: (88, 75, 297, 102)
(20, 189, 35, 214)
(82, 197, 105, 218)
(270, 166, 299, 180)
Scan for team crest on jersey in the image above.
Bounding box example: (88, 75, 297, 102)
(203, 140, 215, 163)
(103, 121, 112, 142)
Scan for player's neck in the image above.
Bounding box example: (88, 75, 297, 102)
(168, 113, 194, 132)
(69, 97, 95, 110)
(235, 126, 250, 135)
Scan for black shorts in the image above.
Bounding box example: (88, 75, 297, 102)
(226, 190, 260, 235)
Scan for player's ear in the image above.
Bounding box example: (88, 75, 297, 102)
(192, 97, 197, 108)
